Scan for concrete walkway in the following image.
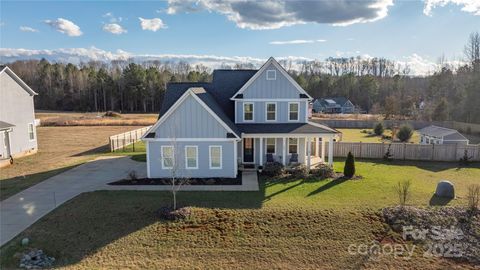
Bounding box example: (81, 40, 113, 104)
(0, 156, 259, 246)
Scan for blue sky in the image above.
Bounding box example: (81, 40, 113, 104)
(0, 0, 479, 75)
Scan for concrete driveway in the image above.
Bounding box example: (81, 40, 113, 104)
(0, 156, 146, 247)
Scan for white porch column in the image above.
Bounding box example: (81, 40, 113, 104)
(259, 137, 263, 166)
(315, 137, 320, 157)
(282, 137, 286, 165)
(328, 136, 333, 165)
(321, 138, 325, 163)
(306, 137, 311, 169)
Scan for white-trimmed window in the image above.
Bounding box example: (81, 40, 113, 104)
(244, 103, 254, 121)
(266, 102, 276, 121)
(185, 146, 198, 169)
(209, 145, 222, 169)
(288, 102, 299, 121)
(266, 70, 276, 80)
(288, 138, 298, 154)
(28, 123, 35, 140)
(161, 146, 174, 169)
(266, 138, 276, 154)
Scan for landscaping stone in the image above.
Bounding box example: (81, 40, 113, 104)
(21, 237, 29, 246)
(435, 180, 455, 198)
(19, 249, 55, 269)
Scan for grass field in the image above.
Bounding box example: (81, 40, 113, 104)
(0, 126, 144, 200)
(338, 128, 420, 143)
(36, 111, 158, 126)
(1, 147, 478, 268)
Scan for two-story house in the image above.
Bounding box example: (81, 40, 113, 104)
(312, 97, 355, 114)
(142, 57, 338, 178)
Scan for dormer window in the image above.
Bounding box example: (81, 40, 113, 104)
(266, 70, 276, 80)
(243, 102, 254, 121)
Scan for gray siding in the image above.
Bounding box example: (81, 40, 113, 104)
(0, 72, 37, 159)
(148, 140, 236, 178)
(235, 100, 307, 123)
(242, 62, 302, 99)
(154, 95, 229, 138)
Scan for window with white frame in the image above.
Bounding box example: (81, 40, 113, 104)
(185, 146, 198, 169)
(266, 70, 276, 80)
(28, 123, 35, 140)
(244, 103, 254, 121)
(289, 102, 299, 121)
(266, 138, 276, 154)
(209, 146, 222, 169)
(266, 102, 276, 121)
(161, 146, 174, 169)
(288, 138, 298, 154)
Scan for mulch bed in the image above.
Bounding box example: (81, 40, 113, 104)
(108, 172, 242, 186)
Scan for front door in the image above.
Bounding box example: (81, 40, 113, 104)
(243, 138, 254, 163)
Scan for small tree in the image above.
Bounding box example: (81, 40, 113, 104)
(373, 122, 384, 136)
(396, 180, 411, 206)
(467, 184, 480, 213)
(397, 124, 413, 142)
(343, 151, 355, 178)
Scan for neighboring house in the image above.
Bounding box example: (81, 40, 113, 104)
(0, 66, 38, 167)
(142, 57, 338, 179)
(312, 97, 355, 114)
(418, 125, 469, 145)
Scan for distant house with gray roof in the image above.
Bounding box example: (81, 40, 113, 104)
(418, 125, 469, 145)
(312, 97, 355, 114)
(0, 66, 38, 167)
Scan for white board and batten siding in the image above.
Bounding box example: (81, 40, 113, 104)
(146, 94, 237, 178)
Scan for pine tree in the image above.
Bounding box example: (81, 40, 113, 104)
(343, 152, 355, 178)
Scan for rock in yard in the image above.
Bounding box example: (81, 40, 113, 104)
(435, 180, 455, 198)
(21, 238, 29, 246)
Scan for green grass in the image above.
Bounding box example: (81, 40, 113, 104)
(338, 128, 420, 143)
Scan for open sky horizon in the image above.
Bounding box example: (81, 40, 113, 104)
(0, 0, 479, 75)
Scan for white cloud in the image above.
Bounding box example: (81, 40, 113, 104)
(167, 0, 394, 29)
(19, 26, 39, 33)
(270, 39, 326, 45)
(0, 47, 465, 76)
(103, 12, 123, 23)
(103, 23, 127, 35)
(138, 17, 166, 31)
(424, 0, 480, 16)
(44, 18, 82, 36)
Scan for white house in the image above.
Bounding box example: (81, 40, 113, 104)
(0, 66, 38, 167)
(418, 125, 469, 145)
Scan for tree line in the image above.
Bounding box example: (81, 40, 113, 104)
(5, 31, 480, 124)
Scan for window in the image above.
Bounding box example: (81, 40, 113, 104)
(209, 146, 222, 169)
(266, 70, 276, 80)
(288, 138, 298, 154)
(289, 102, 299, 121)
(161, 146, 174, 169)
(185, 146, 198, 169)
(266, 138, 276, 154)
(244, 103, 254, 121)
(28, 123, 35, 140)
(266, 102, 276, 121)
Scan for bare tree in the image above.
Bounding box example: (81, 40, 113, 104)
(464, 31, 480, 70)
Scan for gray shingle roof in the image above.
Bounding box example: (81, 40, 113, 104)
(418, 125, 468, 141)
(0, 121, 15, 130)
(236, 123, 337, 134)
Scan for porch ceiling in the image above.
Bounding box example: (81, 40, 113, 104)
(0, 121, 15, 130)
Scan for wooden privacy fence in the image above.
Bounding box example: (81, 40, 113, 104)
(109, 126, 152, 152)
(326, 142, 480, 162)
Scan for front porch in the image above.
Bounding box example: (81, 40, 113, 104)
(238, 134, 335, 170)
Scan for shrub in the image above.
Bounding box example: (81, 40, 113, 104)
(467, 184, 480, 213)
(128, 170, 138, 181)
(310, 164, 335, 179)
(290, 164, 309, 179)
(262, 162, 285, 177)
(397, 124, 413, 142)
(343, 152, 355, 178)
(373, 122, 384, 136)
(459, 149, 473, 166)
(383, 144, 393, 161)
(395, 180, 411, 206)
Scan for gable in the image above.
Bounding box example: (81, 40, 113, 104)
(151, 94, 233, 138)
(231, 58, 312, 100)
(0, 67, 37, 96)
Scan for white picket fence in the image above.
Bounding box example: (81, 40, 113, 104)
(109, 126, 152, 152)
(326, 142, 480, 162)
